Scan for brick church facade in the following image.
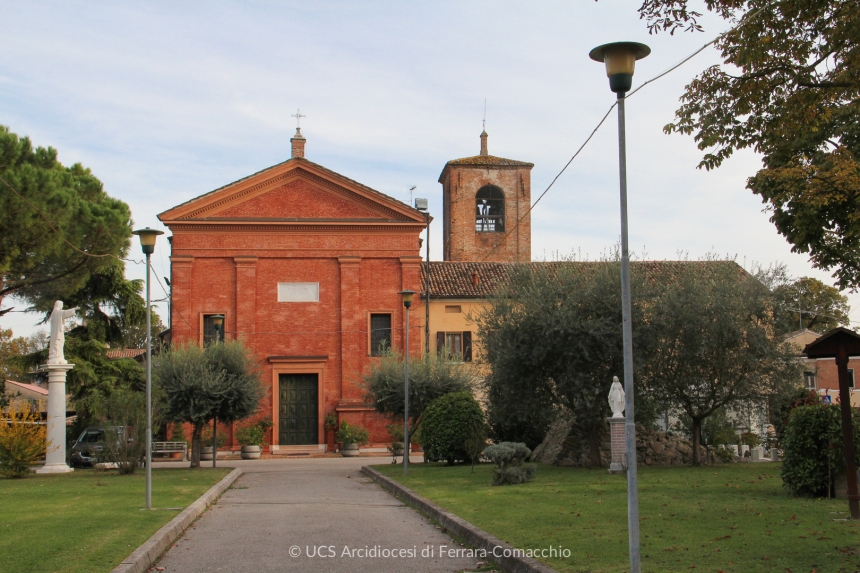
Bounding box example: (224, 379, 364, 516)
(158, 129, 428, 452)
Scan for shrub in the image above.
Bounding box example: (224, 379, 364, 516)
(781, 404, 860, 497)
(0, 404, 49, 478)
(170, 422, 189, 445)
(336, 421, 369, 445)
(714, 446, 736, 463)
(484, 441, 536, 485)
(89, 387, 149, 475)
(421, 391, 486, 465)
(200, 425, 228, 448)
(235, 423, 266, 447)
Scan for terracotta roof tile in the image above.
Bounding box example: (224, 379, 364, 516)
(421, 260, 747, 298)
(106, 348, 147, 359)
(444, 155, 534, 167)
(5, 380, 49, 396)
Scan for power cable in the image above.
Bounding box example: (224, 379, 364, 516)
(478, 3, 772, 263)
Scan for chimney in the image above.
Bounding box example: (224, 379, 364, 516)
(480, 130, 488, 156)
(291, 127, 306, 158)
(471, 270, 479, 286)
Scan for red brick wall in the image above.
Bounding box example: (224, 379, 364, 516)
(166, 187, 424, 447)
(441, 164, 532, 263)
(813, 357, 860, 391)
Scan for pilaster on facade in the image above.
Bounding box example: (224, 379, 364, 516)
(234, 256, 258, 342)
(400, 256, 423, 357)
(338, 256, 362, 401)
(170, 255, 195, 342)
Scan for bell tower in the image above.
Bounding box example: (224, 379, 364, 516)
(438, 130, 533, 262)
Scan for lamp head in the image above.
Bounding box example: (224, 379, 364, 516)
(589, 41, 650, 94)
(131, 227, 165, 255)
(211, 314, 224, 328)
(398, 290, 416, 309)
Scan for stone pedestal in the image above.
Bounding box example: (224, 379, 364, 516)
(36, 363, 74, 474)
(769, 448, 780, 462)
(751, 446, 765, 462)
(608, 416, 626, 474)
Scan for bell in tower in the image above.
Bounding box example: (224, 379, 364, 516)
(438, 130, 533, 262)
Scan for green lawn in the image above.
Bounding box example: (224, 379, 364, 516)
(0, 467, 232, 573)
(373, 462, 860, 573)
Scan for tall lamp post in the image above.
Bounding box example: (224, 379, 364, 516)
(414, 198, 430, 354)
(398, 290, 416, 475)
(589, 41, 650, 573)
(132, 227, 164, 511)
(210, 314, 225, 469)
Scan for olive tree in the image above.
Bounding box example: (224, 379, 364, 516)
(361, 349, 475, 430)
(638, 260, 802, 464)
(154, 340, 263, 468)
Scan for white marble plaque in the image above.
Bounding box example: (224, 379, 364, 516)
(278, 282, 319, 302)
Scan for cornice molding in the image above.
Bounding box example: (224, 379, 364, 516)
(166, 223, 423, 233)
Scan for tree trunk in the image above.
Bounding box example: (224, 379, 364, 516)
(190, 422, 202, 468)
(691, 417, 702, 466)
(588, 425, 603, 468)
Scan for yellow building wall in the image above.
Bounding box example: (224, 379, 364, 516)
(413, 298, 491, 369)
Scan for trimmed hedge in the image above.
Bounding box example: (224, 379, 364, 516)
(781, 403, 860, 497)
(421, 391, 485, 465)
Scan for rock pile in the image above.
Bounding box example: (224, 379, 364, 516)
(530, 411, 711, 467)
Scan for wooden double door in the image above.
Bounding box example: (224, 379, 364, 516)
(278, 374, 319, 445)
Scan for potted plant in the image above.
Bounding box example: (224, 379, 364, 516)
(236, 419, 269, 459)
(386, 423, 405, 462)
(336, 420, 369, 457)
(200, 427, 227, 460)
(169, 423, 190, 459)
(324, 412, 338, 453)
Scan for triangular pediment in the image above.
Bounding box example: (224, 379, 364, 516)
(158, 158, 426, 225)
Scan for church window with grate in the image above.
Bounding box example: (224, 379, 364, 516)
(475, 186, 505, 233)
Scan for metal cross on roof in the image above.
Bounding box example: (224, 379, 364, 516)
(291, 108, 306, 128)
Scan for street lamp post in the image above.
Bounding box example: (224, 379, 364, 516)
(132, 227, 164, 511)
(398, 290, 416, 475)
(414, 198, 430, 354)
(589, 41, 650, 573)
(210, 314, 224, 469)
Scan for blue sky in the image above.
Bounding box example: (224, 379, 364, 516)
(2, 1, 854, 337)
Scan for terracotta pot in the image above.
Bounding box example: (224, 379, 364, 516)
(326, 430, 336, 452)
(341, 443, 360, 457)
(170, 452, 182, 460)
(240, 445, 261, 459)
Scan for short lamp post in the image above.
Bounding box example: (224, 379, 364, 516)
(131, 226, 164, 511)
(398, 290, 416, 475)
(209, 314, 225, 469)
(589, 41, 650, 573)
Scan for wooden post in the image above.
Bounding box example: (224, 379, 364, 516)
(836, 340, 860, 519)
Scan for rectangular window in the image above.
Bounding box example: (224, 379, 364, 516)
(445, 333, 463, 357)
(803, 371, 816, 390)
(849, 369, 855, 389)
(202, 314, 226, 345)
(444, 305, 462, 314)
(369, 314, 392, 356)
(436, 331, 472, 362)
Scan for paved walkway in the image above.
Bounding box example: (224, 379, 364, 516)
(152, 456, 482, 573)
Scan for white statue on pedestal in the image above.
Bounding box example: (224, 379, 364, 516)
(608, 376, 625, 418)
(47, 301, 77, 365)
(37, 300, 76, 474)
